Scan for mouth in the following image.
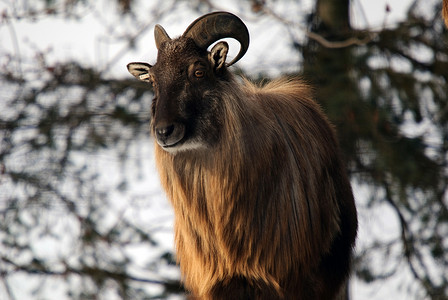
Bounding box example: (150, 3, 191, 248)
(159, 138, 206, 154)
(159, 139, 182, 149)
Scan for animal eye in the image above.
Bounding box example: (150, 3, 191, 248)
(194, 70, 205, 78)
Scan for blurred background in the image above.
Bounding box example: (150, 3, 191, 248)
(0, 0, 447, 299)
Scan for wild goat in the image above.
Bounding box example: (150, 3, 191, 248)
(127, 11, 357, 300)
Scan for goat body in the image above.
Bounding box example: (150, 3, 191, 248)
(155, 78, 357, 299)
(127, 12, 357, 300)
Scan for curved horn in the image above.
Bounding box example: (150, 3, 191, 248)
(154, 24, 171, 50)
(182, 11, 249, 66)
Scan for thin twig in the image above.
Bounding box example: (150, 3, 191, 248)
(305, 30, 375, 48)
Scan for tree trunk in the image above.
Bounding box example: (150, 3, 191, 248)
(303, 0, 359, 165)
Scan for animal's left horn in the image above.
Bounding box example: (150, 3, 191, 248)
(182, 11, 249, 66)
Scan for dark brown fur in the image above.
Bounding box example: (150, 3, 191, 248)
(154, 77, 358, 299)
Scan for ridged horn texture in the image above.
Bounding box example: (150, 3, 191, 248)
(154, 24, 171, 50)
(182, 11, 250, 66)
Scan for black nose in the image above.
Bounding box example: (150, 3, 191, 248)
(154, 122, 185, 147)
(156, 124, 175, 139)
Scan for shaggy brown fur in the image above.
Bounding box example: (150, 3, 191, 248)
(154, 77, 358, 299)
(127, 12, 357, 299)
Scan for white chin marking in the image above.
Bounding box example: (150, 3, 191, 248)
(160, 140, 206, 154)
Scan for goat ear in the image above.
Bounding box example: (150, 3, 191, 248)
(127, 62, 152, 82)
(209, 41, 229, 72)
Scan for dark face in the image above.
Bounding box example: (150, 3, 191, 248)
(127, 38, 229, 154)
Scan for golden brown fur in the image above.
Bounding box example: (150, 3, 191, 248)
(154, 77, 358, 299)
(444, 0, 448, 28)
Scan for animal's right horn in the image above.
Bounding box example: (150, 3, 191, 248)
(154, 24, 171, 50)
(182, 11, 250, 66)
